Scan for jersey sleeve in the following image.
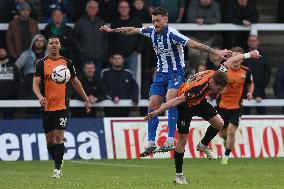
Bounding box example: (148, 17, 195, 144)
(34, 59, 44, 77)
(170, 30, 189, 46)
(140, 26, 153, 38)
(66, 59, 76, 78)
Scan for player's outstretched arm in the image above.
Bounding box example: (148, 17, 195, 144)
(100, 25, 141, 35)
(144, 95, 186, 120)
(70, 77, 91, 113)
(223, 50, 261, 68)
(187, 38, 232, 59)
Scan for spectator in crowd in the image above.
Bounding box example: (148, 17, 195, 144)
(243, 35, 271, 115)
(70, 0, 89, 21)
(187, 0, 221, 62)
(274, 64, 284, 114)
(0, 48, 21, 119)
(98, 0, 119, 23)
(150, 0, 185, 23)
(43, 9, 74, 60)
(102, 53, 139, 117)
(279, 0, 284, 23)
(15, 34, 47, 99)
(206, 47, 223, 70)
(74, 0, 108, 74)
(5, 0, 38, 21)
(132, 0, 151, 23)
(72, 62, 106, 117)
(41, 0, 74, 22)
(223, 0, 258, 49)
(6, 2, 39, 60)
(110, 0, 143, 78)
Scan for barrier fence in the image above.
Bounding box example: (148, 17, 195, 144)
(1, 116, 284, 161)
(0, 99, 284, 107)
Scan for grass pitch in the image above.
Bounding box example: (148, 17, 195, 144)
(0, 158, 283, 189)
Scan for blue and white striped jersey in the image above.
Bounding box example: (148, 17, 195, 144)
(140, 25, 189, 73)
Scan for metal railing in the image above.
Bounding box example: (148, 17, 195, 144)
(0, 99, 283, 108)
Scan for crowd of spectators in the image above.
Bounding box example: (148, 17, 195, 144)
(0, 0, 282, 118)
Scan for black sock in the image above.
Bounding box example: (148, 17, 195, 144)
(54, 143, 65, 170)
(174, 150, 184, 174)
(47, 144, 55, 160)
(201, 125, 219, 146)
(225, 148, 231, 156)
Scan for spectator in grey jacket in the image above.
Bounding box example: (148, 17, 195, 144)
(274, 64, 284, 114)
(15, 34, 47, 99)
(187, 0, 221, 63)
(73, 0, 108, 74)
(101, 53, 139, 117)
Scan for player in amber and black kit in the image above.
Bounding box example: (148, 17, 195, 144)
(33, 35, 91, 178)
(144, 50, 261, 185)
(217, 47, 254, 165)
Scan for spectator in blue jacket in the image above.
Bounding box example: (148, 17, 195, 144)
(101, 53, 139, 117)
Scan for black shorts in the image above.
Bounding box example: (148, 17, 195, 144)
(216, 108, 242, 129)
(42, 109, 69, 133)
(177, 99, 218, 134)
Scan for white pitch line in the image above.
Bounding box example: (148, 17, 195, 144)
(71, 161, 142, 168)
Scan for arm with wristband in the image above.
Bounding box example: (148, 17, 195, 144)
(222, 50, 261, 69)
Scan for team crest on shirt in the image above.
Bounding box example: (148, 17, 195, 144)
(241, 74, 246, 80)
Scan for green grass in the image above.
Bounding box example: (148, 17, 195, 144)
(0, 158, 283, 189)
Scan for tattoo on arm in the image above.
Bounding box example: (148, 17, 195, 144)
(196, 42, 217, 54)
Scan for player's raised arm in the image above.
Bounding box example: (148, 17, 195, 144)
(100, 25, 141, 35)
(223, 50, 261, 68)
(187, 38, 232, 59)
(144, 95, 186, 120)
(70, 77, 91, 113)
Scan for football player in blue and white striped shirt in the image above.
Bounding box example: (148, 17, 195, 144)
(100, 7, 231, 157)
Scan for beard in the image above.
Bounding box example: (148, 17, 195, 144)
(0, 56, 7, 61)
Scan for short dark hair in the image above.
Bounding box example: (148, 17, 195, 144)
(230, 47, 244, 54)
(48, 35, 61, 42)
(152, 7, 168, 16)
(212, 71, 228, 88)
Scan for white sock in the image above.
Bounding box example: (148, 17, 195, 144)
(148, 141, 156, 147)
(176, 172, 183, 176)
(167, 137, 174, 145)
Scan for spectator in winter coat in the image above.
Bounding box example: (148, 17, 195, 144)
(73, 0, 108, 74)
(101, 53, 139, 117)
(274, 64, 284, 114)
(0, 48, 21, 119)
(109, 0, 144, 79)
(223, 0, 258, 49)
(6, 2, 39, 59)
(72, 61, 106, 117)
(243, 35, 271, 115)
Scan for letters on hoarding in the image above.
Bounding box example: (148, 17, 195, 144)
(104, 116, 284, 159)
(0, 119, 107, 161)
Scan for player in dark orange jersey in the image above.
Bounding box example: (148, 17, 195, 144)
(33, 35, 91, 178)
(217, 47, 254, 165)
(144, 50, 261, 185)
